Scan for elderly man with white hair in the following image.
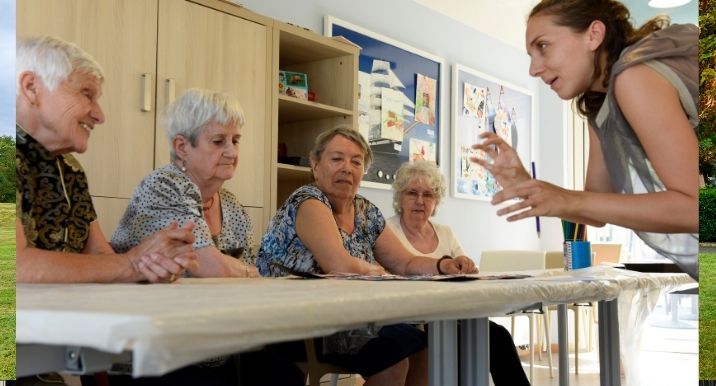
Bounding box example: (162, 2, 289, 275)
(16, 35, 198, 284)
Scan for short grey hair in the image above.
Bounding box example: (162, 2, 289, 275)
(17, 36, 104, 93)
(309, 127, 373, 170)
(164, 88, 246, 161)
(392, 160, 446, 215)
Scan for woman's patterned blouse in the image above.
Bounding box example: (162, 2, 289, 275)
(256, 184, 385, 277)
(16, 125, 97, 253)
(111, 164, 254, 264)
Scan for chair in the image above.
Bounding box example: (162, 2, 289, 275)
(591, 243, 622, 265)
(296, 339, 350, 386)
(479, 250, 546, 272)
(659, 286, 699, 329)
(544, 250, 565, 345)
(479, 250, 552, 382)
(545, 250, 564, 271)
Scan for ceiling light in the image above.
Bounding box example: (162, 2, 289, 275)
(648, 0, 692, 8)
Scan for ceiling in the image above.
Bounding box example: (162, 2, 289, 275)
(413, 0, 698, 50)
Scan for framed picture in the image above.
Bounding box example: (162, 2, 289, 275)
(451, 64, 533, 201)
(325, 16, 445, 189)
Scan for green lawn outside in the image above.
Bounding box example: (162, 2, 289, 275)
(702, 252, 716, 380)
(0, 203, 15, 380)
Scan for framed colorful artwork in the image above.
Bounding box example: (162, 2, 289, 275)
(451, 64, 533, 201)
(325, 16, 445, 189)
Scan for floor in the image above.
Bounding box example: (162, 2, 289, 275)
(338, 293, 698, 386)
(520, 311, 697, 386)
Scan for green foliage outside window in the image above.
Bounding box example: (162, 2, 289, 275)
(0, 136, 14, 203)
(701, 187, 716, 242)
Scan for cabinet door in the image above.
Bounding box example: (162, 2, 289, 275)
(155, 0, 270, 210)
(243, 207, 267, 252)
(17, 0, 158, 200)
(92, 197, 129, 237)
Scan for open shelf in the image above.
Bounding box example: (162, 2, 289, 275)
(273, 21, 358, 211)
(277, 163, 312, 181)
(279, 25, 355, 67)
(278, 95, 353, 123)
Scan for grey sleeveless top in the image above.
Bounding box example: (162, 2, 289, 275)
(589, 24, 698, 280)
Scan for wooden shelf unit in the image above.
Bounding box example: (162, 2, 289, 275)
(271, 21, 359, 210)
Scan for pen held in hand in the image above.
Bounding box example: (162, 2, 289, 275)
(531, 161, 541, 237)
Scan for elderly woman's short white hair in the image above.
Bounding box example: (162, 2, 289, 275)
(164, 88, 246, 161)
(392, 160, 446, 215)
(16, 36, 104, 93)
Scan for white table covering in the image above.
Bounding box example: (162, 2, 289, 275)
(17, 266, 694, 377)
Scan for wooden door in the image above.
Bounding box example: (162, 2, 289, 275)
(155, 0, 271, 217)
(17, 0, 159, 232)
(17, 0, 158, 200)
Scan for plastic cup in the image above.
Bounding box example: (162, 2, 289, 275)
(563, 240, 592, 270)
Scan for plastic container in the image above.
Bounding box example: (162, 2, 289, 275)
(563, 240, 592, 270)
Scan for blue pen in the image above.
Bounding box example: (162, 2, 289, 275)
(531, 161, 541, 237)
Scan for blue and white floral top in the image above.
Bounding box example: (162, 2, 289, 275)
(257, 184, 386, 277)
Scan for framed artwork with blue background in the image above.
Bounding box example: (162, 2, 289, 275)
(451, 64, 533, 201)
(325, 16, 444, 189)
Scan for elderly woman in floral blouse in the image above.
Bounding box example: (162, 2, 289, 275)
(256, 127, 476, 386)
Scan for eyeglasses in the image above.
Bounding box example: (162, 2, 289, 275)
(403, 190, 436, 201)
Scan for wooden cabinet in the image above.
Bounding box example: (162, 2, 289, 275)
(17, 0, 158, 202)
(271, 22, 359, 210)
(153, 0, 272, 237)
(155, 0, 272, 212)
(17, 0, 272, 239)
(16, 1, 360, 239)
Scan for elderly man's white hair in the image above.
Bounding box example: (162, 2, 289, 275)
(16, 36, 104, 93)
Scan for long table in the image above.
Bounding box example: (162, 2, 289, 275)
(17, 266, 694, 385)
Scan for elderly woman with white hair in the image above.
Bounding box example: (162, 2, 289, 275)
(16, 35, 197, 284)
(388, 160, 530, 386)
(108, 89, 307, 385)
(387, 160, 467, 261)
(112, 88, 258, 278)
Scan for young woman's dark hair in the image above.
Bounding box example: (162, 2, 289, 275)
(529, 0, 669, 120)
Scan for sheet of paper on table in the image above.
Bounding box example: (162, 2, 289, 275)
(284, 271, 531, 281)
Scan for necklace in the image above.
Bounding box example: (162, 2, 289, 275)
(202, 195, 215, 211)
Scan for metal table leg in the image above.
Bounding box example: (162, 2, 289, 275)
(598, 299, 621, 386)
(558, 304, 569, 386)
(460, 318, 490, 386)
(429, 320, 458, 386)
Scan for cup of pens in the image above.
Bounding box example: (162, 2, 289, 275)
(562, 220, 591, 270)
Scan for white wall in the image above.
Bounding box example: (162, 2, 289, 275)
(238, 0, 570, 259)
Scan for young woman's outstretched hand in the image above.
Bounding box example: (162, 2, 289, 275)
(470, 132, 531, 189)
